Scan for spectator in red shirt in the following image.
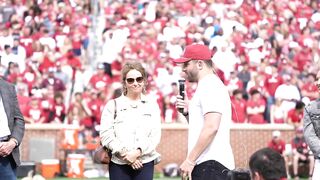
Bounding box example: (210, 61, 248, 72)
(163, 82, 179, 123)
(40, 67, 66, 93)
(88, 63, 112, 91)
(267, 130, 290, 178)
(231, 89, 247, 123)
(24, 97, 46, 124)
(287, 101, 305, 129)
(268, 130, 286, 155)
(247, 89, 266, 124)
(300, 73, 318, 102)
(49, 92, 66, 124)
(87, 90, 104, 125)
(291, 127, 314, 180)
(264, 64, 284, 122)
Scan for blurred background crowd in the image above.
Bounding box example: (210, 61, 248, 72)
(1, 0, 320, 150)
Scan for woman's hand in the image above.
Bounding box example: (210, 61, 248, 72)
(130, 159, 143, 170)
(123, 149, 141, 164)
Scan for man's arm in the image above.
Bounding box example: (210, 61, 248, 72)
(10, 84, 25, 146)
(303, 108, 320, 158)
(187, 112, 221, 162)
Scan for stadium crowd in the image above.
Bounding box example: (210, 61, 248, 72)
(0, 0, 320, 154)
(1, 0, 320, 178)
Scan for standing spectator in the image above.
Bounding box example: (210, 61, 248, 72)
(291, 127, 314, 180)
(40, 67, 66, 93)
(0, 0, 16, 24)
(88, 63, 112, 91)
(237, 62, 251, 93)
(300, 73, 318, 102)
(49, 92, 66, 124)
(287, 101, 305, 129)
(100, 61, 161, 180)
(163, 82, 179, 123)
(246, 89, 266, 124)
(0, 78, 25, 179)
(0, 45, 16, 76)
(23, 97, 46, 124)
(303, 70, 320, 180)
(270, 98, 287, 124)
(174, 44, 235, 180)
(264, 64, 283, 121)
(231, 89, 247, 123)
(275, 74, 301, 116)
(225, 71, 243, 96)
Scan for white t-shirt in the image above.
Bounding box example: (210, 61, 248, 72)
(188, 74, 235, 169)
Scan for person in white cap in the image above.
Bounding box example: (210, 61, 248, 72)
(173, 44, 235, 180)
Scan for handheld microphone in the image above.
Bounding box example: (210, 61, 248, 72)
(178, 79, 185, 113)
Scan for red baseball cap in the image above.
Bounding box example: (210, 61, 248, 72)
(172, 44, 212, 63)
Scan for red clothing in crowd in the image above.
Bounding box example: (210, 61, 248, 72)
(247, 98, 266, 124)
(24, 102, 46, 123)
(293, 49, 312, 72)
(231, 97, 247, 123)
(87, 98, 104, 125)
(264, 74, 283, 97)
(268, 139, 286, 154)
(301, 82, 318, 101)
(89, 73, 112, 90)
(287, 109, 304, 124)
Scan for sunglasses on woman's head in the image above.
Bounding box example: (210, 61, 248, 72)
(126, 77, 144, 84)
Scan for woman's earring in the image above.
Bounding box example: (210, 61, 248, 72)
(142, 86, 146, 94)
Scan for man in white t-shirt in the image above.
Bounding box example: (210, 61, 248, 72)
(173, 44, 235, 180)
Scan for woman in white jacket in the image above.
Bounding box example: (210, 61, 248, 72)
(100, 61, 161, 180)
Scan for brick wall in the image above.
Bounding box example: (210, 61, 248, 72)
(22, 123, 296, 172)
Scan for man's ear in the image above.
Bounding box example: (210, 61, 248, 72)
(197, 60, 203, 70)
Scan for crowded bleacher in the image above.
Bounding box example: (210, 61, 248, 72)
(1, 0, 320, 178)
(1, 0, 319, 126)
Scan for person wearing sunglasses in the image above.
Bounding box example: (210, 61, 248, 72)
(99, 61, 161, 180)
(173, 44, 235, 180)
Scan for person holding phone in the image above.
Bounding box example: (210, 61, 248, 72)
(174, 44, 235, 180)
(99, 61, 161, 180)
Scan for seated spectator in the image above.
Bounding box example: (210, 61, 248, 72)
(23, 97, 46, 124)
(270, 98, 287, 124)
(249, 147, 287, 180)
(300, 73, 318, 102)
(231, 89, 247, 123)
(291, 127, 314, 180)
(247, 89, 266, 124)
(274, 74, 301, 116)
(48, 92, 66, 124)
(267, 130, 290, 177)
(287, 101, 305, 129)
(40, 67, 66, 93)
(268, 130, 286, 155)
(88, 63, 112, 91)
